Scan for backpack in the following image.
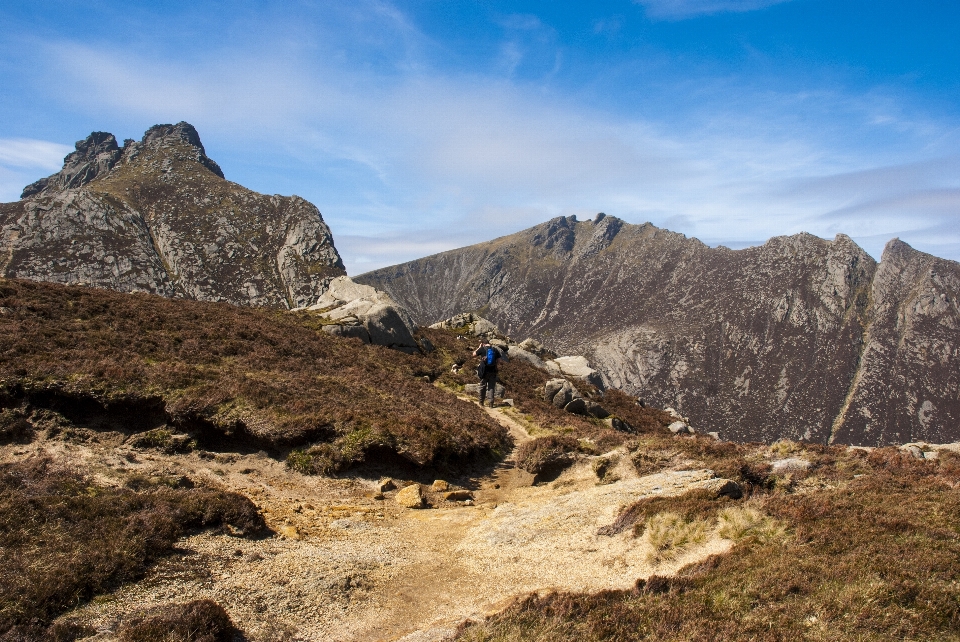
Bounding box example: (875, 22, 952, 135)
(486, 347, 497, 366)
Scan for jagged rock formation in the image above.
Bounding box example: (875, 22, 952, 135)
(1, 123, 345, 308)
(356, 214, 960, 446)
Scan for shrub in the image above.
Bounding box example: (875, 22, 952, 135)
(118, 600, 235, 642)
(515, 435, 580, 476)
(0, 278, 509, 474)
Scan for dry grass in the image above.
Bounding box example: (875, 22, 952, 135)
(641, 512, 710, 562)
(0, 457, 267, 637)
(0, 278, 508, 473)
(457, 449, 960, 641)
(716, 505, 787, 543)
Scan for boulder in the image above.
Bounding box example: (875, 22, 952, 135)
(377, 478, 397, 492)
(444, 490, 474, 502)
(544, 378, 568, 402)
(322, 319, 371, 343)
(668, 421, 691, 435)
(473, 318, 500, 337)
(545, 379, 582, 409)
(564, 398, 588, 415)
(518, 338, 548, 356)
(429, 312, 503, 338)
(551, 356, 605, 390)
(395, 484, 424, 508)
(431, 480, 450, 492)
(707, 432, 721, 441)
(509, 346, 546, 370)
(583, 400, 610, 419)
(699, 478, 743, 499)
(306, 276, 426, 353)
(603, 417, 634, 433)
(770, 458, 811, 475)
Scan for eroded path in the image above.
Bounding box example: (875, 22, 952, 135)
(11, 405, 733, 641)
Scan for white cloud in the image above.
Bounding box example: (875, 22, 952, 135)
(16, 2, 960, 272)
(634, 0, 796, 20)
(0, 138, 71, 170)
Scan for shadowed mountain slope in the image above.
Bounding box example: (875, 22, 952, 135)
(1, 123, 344, 308)
(356, 214, 960, 446)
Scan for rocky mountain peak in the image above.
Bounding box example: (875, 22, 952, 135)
(131, 121, 225, 179)
(2, 122, 345, 309)
(21, 131, 123, 199)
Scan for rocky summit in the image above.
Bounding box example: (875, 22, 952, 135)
(1, 122, 345, 308)
(356, 214, 960, 446)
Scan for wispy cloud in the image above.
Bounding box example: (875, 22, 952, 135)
(635, 0, 795, 20)
(0, 138, 71, 170)
(8, 1, 958, 273)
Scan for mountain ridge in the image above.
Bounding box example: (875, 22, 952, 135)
(356, 214, 960, 446)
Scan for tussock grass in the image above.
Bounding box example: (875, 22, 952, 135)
(0, 457, 267, 636)
(717, 505, 787, 543)
(641, 512, 710, 562)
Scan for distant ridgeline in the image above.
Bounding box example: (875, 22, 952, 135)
(356, 214, 960, 447)
(0, 123, 345, 309)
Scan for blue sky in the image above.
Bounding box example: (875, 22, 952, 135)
(1, 1, 958, 273)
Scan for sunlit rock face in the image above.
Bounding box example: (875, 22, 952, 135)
(1, 122, 345, 308)
(357, 214, 960, 446)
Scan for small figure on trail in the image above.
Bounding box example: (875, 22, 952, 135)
(474, 339, 507, 408)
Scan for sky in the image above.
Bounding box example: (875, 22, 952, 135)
(1, 0, 958, 274)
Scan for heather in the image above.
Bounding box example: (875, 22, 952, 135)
(0, 278, 508, 471)
(0, 457, 265, 637)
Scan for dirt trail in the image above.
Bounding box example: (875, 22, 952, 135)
(14, 405, 734, 642)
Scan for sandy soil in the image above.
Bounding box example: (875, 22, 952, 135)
(6, 402, 736, 642)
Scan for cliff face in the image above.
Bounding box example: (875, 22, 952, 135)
(356, 214, 960, 446)
(1, 123, 345, 308)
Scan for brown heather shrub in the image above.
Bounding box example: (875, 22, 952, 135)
(597, 489, 730, 537)
(515, 435, 580, 476)
(118, 599, 235, 642)
(0, 278, 508, 472)
(457, 465, 960, 641)
(0, 457, 267, 635)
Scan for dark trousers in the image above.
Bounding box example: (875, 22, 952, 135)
(479, 371, 498, 406)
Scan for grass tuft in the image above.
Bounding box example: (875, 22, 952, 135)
(641, 512, 710, 562)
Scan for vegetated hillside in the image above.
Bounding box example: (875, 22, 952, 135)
(0, 123, 345, 308)
(357, 214, 960, 447)
(0, 277, 507, 470)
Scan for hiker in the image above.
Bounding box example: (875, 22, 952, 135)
(474, 339, 507, 407)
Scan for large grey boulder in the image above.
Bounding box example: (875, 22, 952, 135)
(544, 378, 582, 409)
(544, 356, 605, 390)
(510, 346, 547, 370)
(429, 312, 503, 338)
(304, 276, 425, 353)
